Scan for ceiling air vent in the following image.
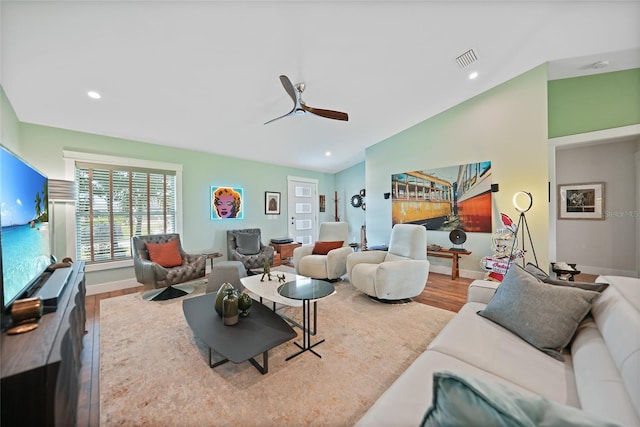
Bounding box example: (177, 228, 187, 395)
(455, 49, 478, 69)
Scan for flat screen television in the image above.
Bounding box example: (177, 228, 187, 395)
(0, 145, 50, 324)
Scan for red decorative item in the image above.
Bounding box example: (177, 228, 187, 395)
(500, 213, 516, 232)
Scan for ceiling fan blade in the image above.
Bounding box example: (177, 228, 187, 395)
(264, 108, 295, 125)
(279, 75, 297, 105)
(302, 105, 349, 121)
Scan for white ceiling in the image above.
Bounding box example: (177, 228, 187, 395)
(2, 1, 639, 173)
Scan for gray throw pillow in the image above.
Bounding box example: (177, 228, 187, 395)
(525, 262, 609, 292)
(236, 232, 260, 255)
(478, 264, 600, 361)
(421, 371, 621, 427)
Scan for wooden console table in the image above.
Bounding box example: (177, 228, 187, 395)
(427, 248, 471, 280)
(1, 261, 86, 426)
(269, 242, 301, 261)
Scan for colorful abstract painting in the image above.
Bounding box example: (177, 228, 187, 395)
(211, 186, 244, 220)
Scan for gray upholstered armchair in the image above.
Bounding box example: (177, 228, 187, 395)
(132, 233, 206, 301)
(226, 228, 274, 272)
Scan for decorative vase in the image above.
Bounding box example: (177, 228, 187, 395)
(222, 288, 239, 326)
(238, 292, 253, 317)
(215, 282, 235, 316)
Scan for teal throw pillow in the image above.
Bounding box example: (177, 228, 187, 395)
(478, 264, 600, 361)
(421, 371, 622, 427)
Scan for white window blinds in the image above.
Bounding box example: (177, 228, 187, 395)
(75, 162, 176, 263)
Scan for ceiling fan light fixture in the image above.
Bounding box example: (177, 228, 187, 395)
(264, 75, 349, 125)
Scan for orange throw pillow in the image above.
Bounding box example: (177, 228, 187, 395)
(146, 240, 183, 268)
(312, 241, 344, 255)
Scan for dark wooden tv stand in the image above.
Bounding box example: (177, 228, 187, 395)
(1, 261, 86, 426)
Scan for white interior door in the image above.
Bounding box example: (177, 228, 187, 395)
(287, 176, 318, 245)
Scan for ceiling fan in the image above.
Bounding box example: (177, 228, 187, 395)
(265, 75, 349, 125)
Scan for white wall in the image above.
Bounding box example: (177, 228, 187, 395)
(555, 138, 639, 276)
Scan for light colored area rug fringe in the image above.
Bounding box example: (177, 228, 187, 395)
(100, 269, 455, 426)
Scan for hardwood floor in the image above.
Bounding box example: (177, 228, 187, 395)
(78, 285, 144, 427)
(415, 272, 472, 313)
(76, 269, 598, 426)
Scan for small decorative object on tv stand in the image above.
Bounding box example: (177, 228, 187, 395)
(6, 297, 43, 335)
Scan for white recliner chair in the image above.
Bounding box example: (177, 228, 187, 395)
(293, 222, 352, 281)
(347, 224, 430, 302)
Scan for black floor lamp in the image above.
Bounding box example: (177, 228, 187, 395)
(508, 191, 538, 268)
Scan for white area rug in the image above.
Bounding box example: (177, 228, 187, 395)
(100, 272, 455, 426)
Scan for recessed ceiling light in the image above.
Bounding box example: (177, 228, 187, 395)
(325, 151, 331, 157)
(469, 71, 478, 80)
(87, 91, 101, 99)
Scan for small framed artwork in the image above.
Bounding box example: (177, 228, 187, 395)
(558, 182, 605, 220)
(265, 191, 281, 215)
(319, 195, 326, 212)
(211, 186, 244, 220)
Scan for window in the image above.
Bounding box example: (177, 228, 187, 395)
(67, 152, 181, 265)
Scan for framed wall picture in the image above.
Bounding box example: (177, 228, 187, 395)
(391, 161, 492, 232)
(558, 182, 605, 220)
(265, 191, 281, 215)
(211, 186, 244, 220)
(319, 194, 326, 212)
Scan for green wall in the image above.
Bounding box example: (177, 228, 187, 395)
(360, 65, 550, 274)
(334, 161, 366, 244)
(16, 122, 336, 286)
(548, 68, 640, 138)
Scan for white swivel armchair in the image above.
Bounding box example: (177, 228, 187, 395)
(347, 224, 430, 302)
(293, 222, 352, 281)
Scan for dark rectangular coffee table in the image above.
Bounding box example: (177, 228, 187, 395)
(183, 293, 296, 374)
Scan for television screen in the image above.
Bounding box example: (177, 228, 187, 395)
(0, 146, 50, 311)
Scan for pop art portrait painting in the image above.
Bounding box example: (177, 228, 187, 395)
(211, 186, 244, 220)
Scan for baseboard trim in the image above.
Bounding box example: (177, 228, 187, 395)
(429, 265, 485, 280)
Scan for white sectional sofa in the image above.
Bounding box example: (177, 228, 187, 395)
(356, 274, 640, 426)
